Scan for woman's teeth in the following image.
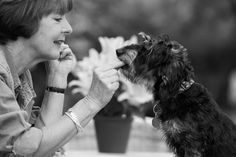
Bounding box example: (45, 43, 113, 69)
(54, 40, 65, 45)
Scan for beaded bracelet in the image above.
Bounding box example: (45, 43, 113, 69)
(65, 108, 84, 133)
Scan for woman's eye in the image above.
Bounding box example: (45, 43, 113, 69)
(53, 16, 62, 22)
(54, 17, 63, 22)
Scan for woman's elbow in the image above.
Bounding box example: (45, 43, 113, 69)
(13, 127, 43, 156)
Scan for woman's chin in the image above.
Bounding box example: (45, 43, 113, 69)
(40, 53, 60, 61)
(47, 55, 59, 60)
(50, 51, 61, 60)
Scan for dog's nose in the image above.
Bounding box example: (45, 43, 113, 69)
(116, 48, 123, 57)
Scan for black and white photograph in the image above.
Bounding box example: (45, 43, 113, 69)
(0, 0, 236, 157)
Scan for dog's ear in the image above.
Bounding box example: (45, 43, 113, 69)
(159, 49, 194, 97)
(138, 32, 151, 43)
(138, 32, 156, 51)
(162, 62, 184, 94)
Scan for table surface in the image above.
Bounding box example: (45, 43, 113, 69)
(66, 150, 174, 157)
(65, 118, 169, 152)
(65, 118, 173, 157)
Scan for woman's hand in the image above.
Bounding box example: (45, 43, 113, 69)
(86, 66, 120, 109)
(46, 43, 77, 88)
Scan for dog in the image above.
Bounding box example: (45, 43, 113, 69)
(116, 32, 236, 157)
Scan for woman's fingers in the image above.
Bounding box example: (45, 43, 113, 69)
(59, 48, 72, 60)
(59, 43, 75, 61)
(103, 75, 119, 84)
(94, 68, 119, 88)
(108, 81, 120, 91)
(95, 67, 119, 77)
(96, 62, 124, 72)
(68, 80, 84, 87)
(100, 71, 119, 81)
(60, 43, 69, 51)
(87, 67, 120, 106)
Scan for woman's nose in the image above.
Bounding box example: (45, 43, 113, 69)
(62, 18, 73, 34)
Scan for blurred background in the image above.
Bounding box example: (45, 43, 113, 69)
(30, 0, 236, 156)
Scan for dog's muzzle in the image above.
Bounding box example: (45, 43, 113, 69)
(116, 48, 137, 66)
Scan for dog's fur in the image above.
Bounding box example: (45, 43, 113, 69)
(116, 33, 236, 157)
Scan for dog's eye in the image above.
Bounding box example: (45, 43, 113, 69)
(167, 44, 173, 49)
(129, 50, 137, 58)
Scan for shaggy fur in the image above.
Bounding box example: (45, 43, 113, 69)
(116, 33, 236, 157)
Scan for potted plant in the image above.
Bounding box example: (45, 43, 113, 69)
(68, 36, 153, 153)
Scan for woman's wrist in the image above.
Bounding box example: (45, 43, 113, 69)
(65, 108, 84, 133)
(46, 86, 65, 94)
(47, 74, 68, 88)
(71, 96, 101, 128)
(84, 95, 104, 112)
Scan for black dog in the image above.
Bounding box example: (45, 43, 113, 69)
(116, 32, 236, 157)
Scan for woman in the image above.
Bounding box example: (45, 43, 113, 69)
(0, 0, 121, 156)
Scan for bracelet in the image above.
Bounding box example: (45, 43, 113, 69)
(65, 108, 84, 133)
(46, 86, 65, 94)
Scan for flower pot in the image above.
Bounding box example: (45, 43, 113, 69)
(94, 116, 133, 153)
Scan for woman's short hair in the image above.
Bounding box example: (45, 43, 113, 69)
(0, 0, 73, 45)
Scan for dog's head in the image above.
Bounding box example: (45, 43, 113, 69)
(116, 32, 194, 99)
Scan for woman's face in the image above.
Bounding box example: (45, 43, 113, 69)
(28, 13, 73, 60)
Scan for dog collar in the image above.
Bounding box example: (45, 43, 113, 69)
(179, 79, 195, 93)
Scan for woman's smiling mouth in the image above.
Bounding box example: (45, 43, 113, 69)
(54, 40, 65, 46)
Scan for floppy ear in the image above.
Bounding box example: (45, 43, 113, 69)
(163, 62, 185, 94)
(138, 32, 151, 43)
(138, 32, 155, 50)
(160, 55, 194, 98)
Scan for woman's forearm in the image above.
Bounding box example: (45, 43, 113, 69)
(33, 115, 77, 157)
(33, 97, 99, 157)
(35, 76, 67, 127)
(36, 91, 65, 126)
